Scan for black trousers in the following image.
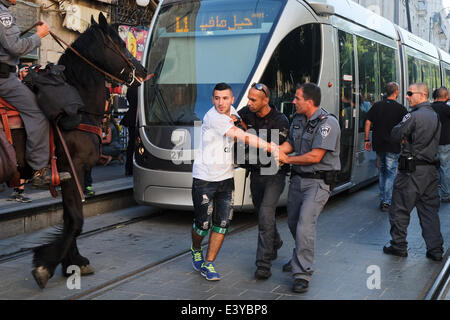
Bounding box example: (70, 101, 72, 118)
(388, 165, 443, 255)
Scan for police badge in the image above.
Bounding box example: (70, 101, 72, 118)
(319, 124, 331, 138)
(0, 13, 13, 28)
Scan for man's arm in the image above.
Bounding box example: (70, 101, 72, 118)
(279, 148, 326, 166)
(391, 113, 414, 144)
(364, 119, 372, 151)
(225, 126, 277, 153)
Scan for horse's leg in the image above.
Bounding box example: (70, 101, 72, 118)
(32, 170, 85, 288)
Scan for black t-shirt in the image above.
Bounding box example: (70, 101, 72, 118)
(238, 106, 290, 173)
(366, 99, 407, 153)
(431, 101, 450, 145)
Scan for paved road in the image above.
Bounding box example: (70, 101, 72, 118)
(0, 182, 448, 300)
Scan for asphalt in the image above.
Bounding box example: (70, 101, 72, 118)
(0, 177, 448, 301)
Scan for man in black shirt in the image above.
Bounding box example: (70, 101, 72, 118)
(364, 82, 407, 211)
(431, 87, 450, 202)
(238, 83, 289, 280)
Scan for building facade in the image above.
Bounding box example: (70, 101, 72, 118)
(10, 0, 158, 66)
(354, 0, 450, 52)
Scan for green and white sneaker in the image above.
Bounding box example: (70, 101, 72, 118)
(190, 245, 204, 272)
(200, 262, 220, 281)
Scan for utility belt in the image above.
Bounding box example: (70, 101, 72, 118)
(291, 170, 339, 191)
(0, 63, 16, 78)
(398, 155, 440, 173)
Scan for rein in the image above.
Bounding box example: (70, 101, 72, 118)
(23, 22, 132, 85)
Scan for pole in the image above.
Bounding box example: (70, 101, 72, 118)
(405, 0, 412, 32)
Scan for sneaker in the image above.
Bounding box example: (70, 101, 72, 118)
(379, 202, 390, 212)
(383, 245, 408, 257)
(442, 196, 450, 203)
(200, 262, 220, 281)
(254, 267, 271, 279)
(32, 168, 71, 188)
(84, 185, 95, 197)
(7, 191, 32, 203)
(190, 245, 204, 272)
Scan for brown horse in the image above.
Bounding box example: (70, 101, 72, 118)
(17, 13, 147, 289)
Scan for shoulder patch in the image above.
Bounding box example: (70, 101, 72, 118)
(319, 124, 331, 138)
(401, 113, 411, 123)
(0, 13, 13, 28)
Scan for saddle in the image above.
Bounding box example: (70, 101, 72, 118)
(0, 96, 102, 198)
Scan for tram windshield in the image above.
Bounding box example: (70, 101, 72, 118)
(143, 0, 286, 125)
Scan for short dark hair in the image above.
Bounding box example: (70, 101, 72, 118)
(385, 82, 399, 97)
(433, 86, 448, 100)
(213, 82, 232, 96)
(297, 82, 321, 106)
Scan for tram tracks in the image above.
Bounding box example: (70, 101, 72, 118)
(424, 251, 450, 300)
(66, 220, 259, 300)
(0, 209, 164, 264)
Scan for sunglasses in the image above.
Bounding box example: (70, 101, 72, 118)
(251, 82, 269, 97)
(406, 91, 423, 96)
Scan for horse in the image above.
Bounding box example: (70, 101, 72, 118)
(25, 13, 147, 289)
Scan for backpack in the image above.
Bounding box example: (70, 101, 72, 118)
(23, 63, 85, 130)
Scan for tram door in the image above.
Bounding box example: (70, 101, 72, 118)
(337, 30, 356, 185)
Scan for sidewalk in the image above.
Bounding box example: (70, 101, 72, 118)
(0, 159, 130, 215)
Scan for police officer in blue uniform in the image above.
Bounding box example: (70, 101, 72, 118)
(237, 82, 289, 280)
(0, 0, 69, 186)
(383, 83, 444, 261)
(278, 83, 341, 293)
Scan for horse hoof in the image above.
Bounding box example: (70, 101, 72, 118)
(80, 265, 94, 276)
(31, 266, 51, 289)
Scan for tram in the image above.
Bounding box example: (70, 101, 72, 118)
(133, 0, 450, 211)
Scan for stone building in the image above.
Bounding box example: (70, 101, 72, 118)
(10, 0, 158, 66)
(354, 0, 450, 52)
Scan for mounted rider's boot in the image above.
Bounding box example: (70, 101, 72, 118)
(31, 167, 71, 188)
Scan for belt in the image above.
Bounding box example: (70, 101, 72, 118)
(0, 63, 16, 73)
(415, 160, 436, 166)
(291, 171, 326, 179)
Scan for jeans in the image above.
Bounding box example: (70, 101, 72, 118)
(437, 144, 450, 199)
(377, 152, 400, 205)
(250, 172, 285, 269)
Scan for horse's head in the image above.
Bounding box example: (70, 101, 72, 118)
(90, 13, 147, 87)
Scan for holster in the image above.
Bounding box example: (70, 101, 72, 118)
(398, 155, 416, 173)
(323, 171, 338, 191)
(0, 63, 15, 78)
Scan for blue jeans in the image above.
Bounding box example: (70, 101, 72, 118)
(437, 144, 450, 199)
(377, 152, 400, 205)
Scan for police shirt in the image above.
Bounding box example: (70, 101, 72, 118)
(0, 1, 41, 67)
(288, 107, 341, 174)
(238, 105, 289, 173)
(391, 102, 441, 163)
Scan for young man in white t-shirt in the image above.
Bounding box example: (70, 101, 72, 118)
(191, 82, 278, 281)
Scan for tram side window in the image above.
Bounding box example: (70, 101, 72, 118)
(445, 68, 450, 89)
(259, 24, 321, 122)
(379, 45, 398, 95)
(408, 55, 421, 85)
(357, 36, 379, 133)
(431, 64, 440, 93)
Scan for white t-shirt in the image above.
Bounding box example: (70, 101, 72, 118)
(192, 106, 238, 181)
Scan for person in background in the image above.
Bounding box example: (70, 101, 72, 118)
(431, 87, 450, 202)
(364, 82, 407, 212)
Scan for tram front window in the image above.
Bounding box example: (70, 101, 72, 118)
(144, 0, 286, 126)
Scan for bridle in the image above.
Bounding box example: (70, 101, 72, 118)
(22, 22, 140, 86)
(51, 30, 140, 86)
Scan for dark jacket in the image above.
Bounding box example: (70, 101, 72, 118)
(391, 102, 441, 163)
(431, 100, 450, 145)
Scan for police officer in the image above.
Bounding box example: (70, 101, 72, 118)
(278, 83, 341, 293)
(383, 83, 444, 262)
(237, 82, 289, 280)
(0, 0, 70, 187)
